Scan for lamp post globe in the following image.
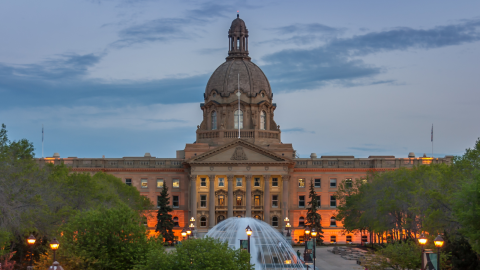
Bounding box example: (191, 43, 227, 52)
(418, 233, 428, 270)
(245, 225, 252, 254)
(181, 228, 187, 240)
(48, 238, 64, 270)
(434, 235, 444, 270)
(27, 234, 36, 270)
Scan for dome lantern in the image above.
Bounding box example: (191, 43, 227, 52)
(227, 14, 250, 60)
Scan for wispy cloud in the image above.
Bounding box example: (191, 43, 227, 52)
(262, 18, 480, 91)
(283, 128, 315, 134)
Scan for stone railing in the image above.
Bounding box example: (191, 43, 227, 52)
(197, 129, 280, 141)
(36, 158, 185, 169)
(293, 156, 453, 169)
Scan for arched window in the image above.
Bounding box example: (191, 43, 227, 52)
(346, 235, 352, 243)
(272, 216, 278, 227)
(217, 215, 225, 224)
(237, 38, 240, 50)
(234, 110, 243, 129)
(254, 215, 262, 220)
(260, 111, 266, 130)
(299, 216, 305, 227)
(200, 216, 207, 227)
(330, 235, 336, 243)
(211, 111, 217, 130)
(330, 216, 336, 227)
(173, 216, 179, 227)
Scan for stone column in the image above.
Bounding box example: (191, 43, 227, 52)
(190, 175, 197, 226)
(263, 174, 271, 223)
(208, 175, 216, 228)
(282, 174, 291, 228)
(227, 175, 234, 218)
(245, 174, 252, 217)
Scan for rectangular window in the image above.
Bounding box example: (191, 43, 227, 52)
(157, 196, 161, 208)
(272, 195, 278, 207)
(236, 177, 242, 187)
(272, 178, 278, 187)
(218, 195, 225, 206)
(156, 179, 164, 188)
(314, 178, 321, 187)
(298, 178, 305, 188)
(141, 179, 148, 188)
(173, 195, 179, 208)
(316, 195, 321, 206)
(200, 178, 207, 187)
(173, 179, 180, 188)
(236, 195, 243, 206)
(299, 236, 305, 243)
(299, 195, 305, 207)
(125, 178, 132, 186)
(330, 195, 336, 207)
(254, 195, 260, 206)
(218, 178, 225, 187)
(330, 178, 337, 188)
(200, 195, 207, 208)
(254, 178, 260, 187)
(345, 178, 353, 188)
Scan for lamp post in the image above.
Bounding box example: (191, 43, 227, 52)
(186, 228, 192, 239)
(311, 228, 317, 268)
(48, 238, 63, 270)
(434, 235, 444, 270)
(245, 225, 252, 254)
(181, 228, 187, 241)
(304, 226, 311, 268)
(190, 217, 196, 238)
(284, 217, 291, 237)
(418, 233, 428, 270)
(27, 234, 36, 270)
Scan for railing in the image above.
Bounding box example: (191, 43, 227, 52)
(258, 131, 279, 139)
(197, 129, 281, 140)
(198, 130, 219, 139)
(36, 158, 184, 169)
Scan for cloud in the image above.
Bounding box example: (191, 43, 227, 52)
(272, 23, 344, 35)
(262, 18, 480, 92)
(282, 128, 315, 134)
(348, 147, 388, 152)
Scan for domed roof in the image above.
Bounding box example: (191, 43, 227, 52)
(230, 15, 247, 34)
(205, 58, 272, 98)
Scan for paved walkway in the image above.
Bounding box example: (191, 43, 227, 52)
(293, 246, 363, 270)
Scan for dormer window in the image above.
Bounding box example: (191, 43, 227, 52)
(260, 111, 266, 130)
(211, 111, 217, 130)
(261, 93, 265, 97)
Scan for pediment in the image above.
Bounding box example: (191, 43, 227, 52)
(186, 139, 292, 165)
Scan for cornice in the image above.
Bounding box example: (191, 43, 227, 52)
(70, 168, 185, 173)
(190, 161, 294, 166)
(293, 168, 397, 172)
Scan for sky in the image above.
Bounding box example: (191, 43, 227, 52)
(1, 0, 479, 159)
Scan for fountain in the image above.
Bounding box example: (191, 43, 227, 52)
(205, 217, 305, 269)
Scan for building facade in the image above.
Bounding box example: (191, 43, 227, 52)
(37, 15, 452, 244)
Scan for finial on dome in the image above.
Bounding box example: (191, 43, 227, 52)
(237, 10, 239, 18)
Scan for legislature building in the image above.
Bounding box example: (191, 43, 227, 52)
(37, 15, 452, 244)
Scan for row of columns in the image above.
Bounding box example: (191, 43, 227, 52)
(190, 174, 290, 229)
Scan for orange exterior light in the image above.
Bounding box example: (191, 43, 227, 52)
(186, 228, 192, 235)
(304, 227, 310, 235)
(434, 235, 444, 248)
(284, 259, 292, 264)
(181, 228, 187, 237)
(49, 238, 60, 250)
(418, 234, 428, 245)
(245, 225, 252, 236)
(27, 234, 36, 245)
(190, 217, 195, 222)
(284, 217, 289, 222)
(311, 228, 317, 237)
(286, 222, 291, 228)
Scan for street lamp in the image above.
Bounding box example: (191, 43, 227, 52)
(27, 234, 36, 270)
(245, 225, 252, 254)
(190, 217, 196, 238)
(48, 238, 64, 270)
(284, 217, 291, 237)
(311, 228, 317, 268)
(434, 235, 444, 270)
(304, 226, 311, 267)
(418, 234, 428, 270)
(181, 228, 187, 241)
(186, 228, 192, 239)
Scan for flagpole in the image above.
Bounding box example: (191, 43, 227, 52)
(237, 73, 240, 139)
(42, 124, 44, 158)
(431, 124, 433, 158)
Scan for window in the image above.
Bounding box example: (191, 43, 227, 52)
(173, 179, 179, 188)
(200, 178, 207, 187)
(218, 178, 225, 187)
(272, 178, 278, 187)
(218, 195, 225, 206)
(236, 195, 243, 206)
(345, 178, 353, 188)
(346, 235, 352, 243)
(315, 195, 321, 206)
(141, 179, 148, 188)
(237, 38, 240, 50)
(157, 196, 161, 208)
(328, 161, 337, 166)
(142, 216, 148, 226)
(254, 178, 260, 187)
(200, 195, 207, 208)
(211, 111, 217, 130)
(254, 215, 261, 220)
(272, 195, 278, 207)
(140, 161, 149, 166)
(330, 179, 337, 188)
(361, 235, 368, 242)
(125, 178, 132, 186)
(157, 179, 164, 188)
(254, 195, 260, 206)
(234, 110, 243, 129)
(298, 178, 305, 188)
(330, 196, 336, 208)
(299, 236, 305, 243)
(173, 217, 179, 227)
(330, 216, 336, 227)
(173, 196, 179, 208)
(314, 178, 321, 187)
(200, 217, 207, 227)
(272, 216, 278, 227)
(299, 216, 305, 227)
(330, 235, 337, 243)
(217, 215, 225, 224)
(236, 177, 242, 187)
(299, 196, 305, 207)
(124, 161, 133, 165)
(260, 111, 266, 130)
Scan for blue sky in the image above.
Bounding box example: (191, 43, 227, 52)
(1, 0, 479, 158)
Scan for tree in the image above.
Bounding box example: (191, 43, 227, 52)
(136, 237, 254, 270)
(305, 179, 323, 244)
(155, 185, 175, 243)
(35, 205, 162, 270)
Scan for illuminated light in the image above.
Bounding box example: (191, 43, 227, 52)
(304, 227, 310, 235)
(418, 234, 428, 245)
(245, 225, 252, 236)
(27, 235, 36, 245)
(190, 217, 195, 222)
(286, 222, 291, 228)
(434, 235, 444, 248)
(311, 228, 317, 237)
(50, 238, 60, 250)
(284, 260, 292, 264)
